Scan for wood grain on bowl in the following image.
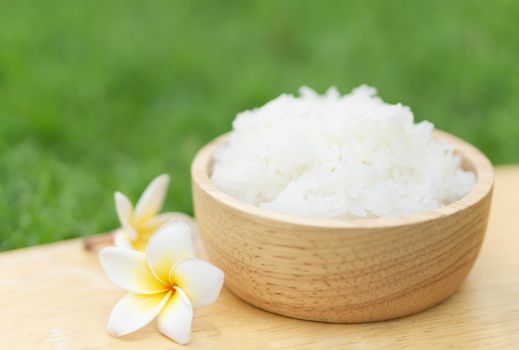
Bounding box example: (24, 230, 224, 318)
(191, 131, 494, 323)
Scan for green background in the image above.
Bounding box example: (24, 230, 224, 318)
(1, 0, 518, 250)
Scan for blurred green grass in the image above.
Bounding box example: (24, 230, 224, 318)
(1, 0, 518, 250)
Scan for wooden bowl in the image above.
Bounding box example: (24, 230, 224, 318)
(191, 130, 494, 323)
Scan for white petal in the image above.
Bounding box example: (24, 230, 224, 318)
(113, 230, 133, 249)
(141, 212, 180, 232)
(99, 247, 167, 294)
(158, 287, 193, 344)
(171, 258, 224, 308)
(134, 174, 170, 222)
(145, 220, 195, 284)
(107, 291, 171, 337)
(114, 192, 136, 239)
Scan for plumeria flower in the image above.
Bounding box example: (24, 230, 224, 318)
(114, 174, 179, 251)
(99, 219, 224, 344)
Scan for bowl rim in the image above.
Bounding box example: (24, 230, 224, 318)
(191, 130, 494, 229)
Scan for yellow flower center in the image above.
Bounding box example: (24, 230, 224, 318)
(129, 218, 159, 251)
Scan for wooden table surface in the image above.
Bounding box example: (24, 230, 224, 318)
(1, 166, 518, 349)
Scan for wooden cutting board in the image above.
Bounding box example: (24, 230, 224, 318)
(1, 167, 518, 349)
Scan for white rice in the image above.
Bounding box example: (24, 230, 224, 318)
(211, 86, 476, 219)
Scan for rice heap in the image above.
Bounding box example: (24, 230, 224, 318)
(211, 86, 476, 219)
